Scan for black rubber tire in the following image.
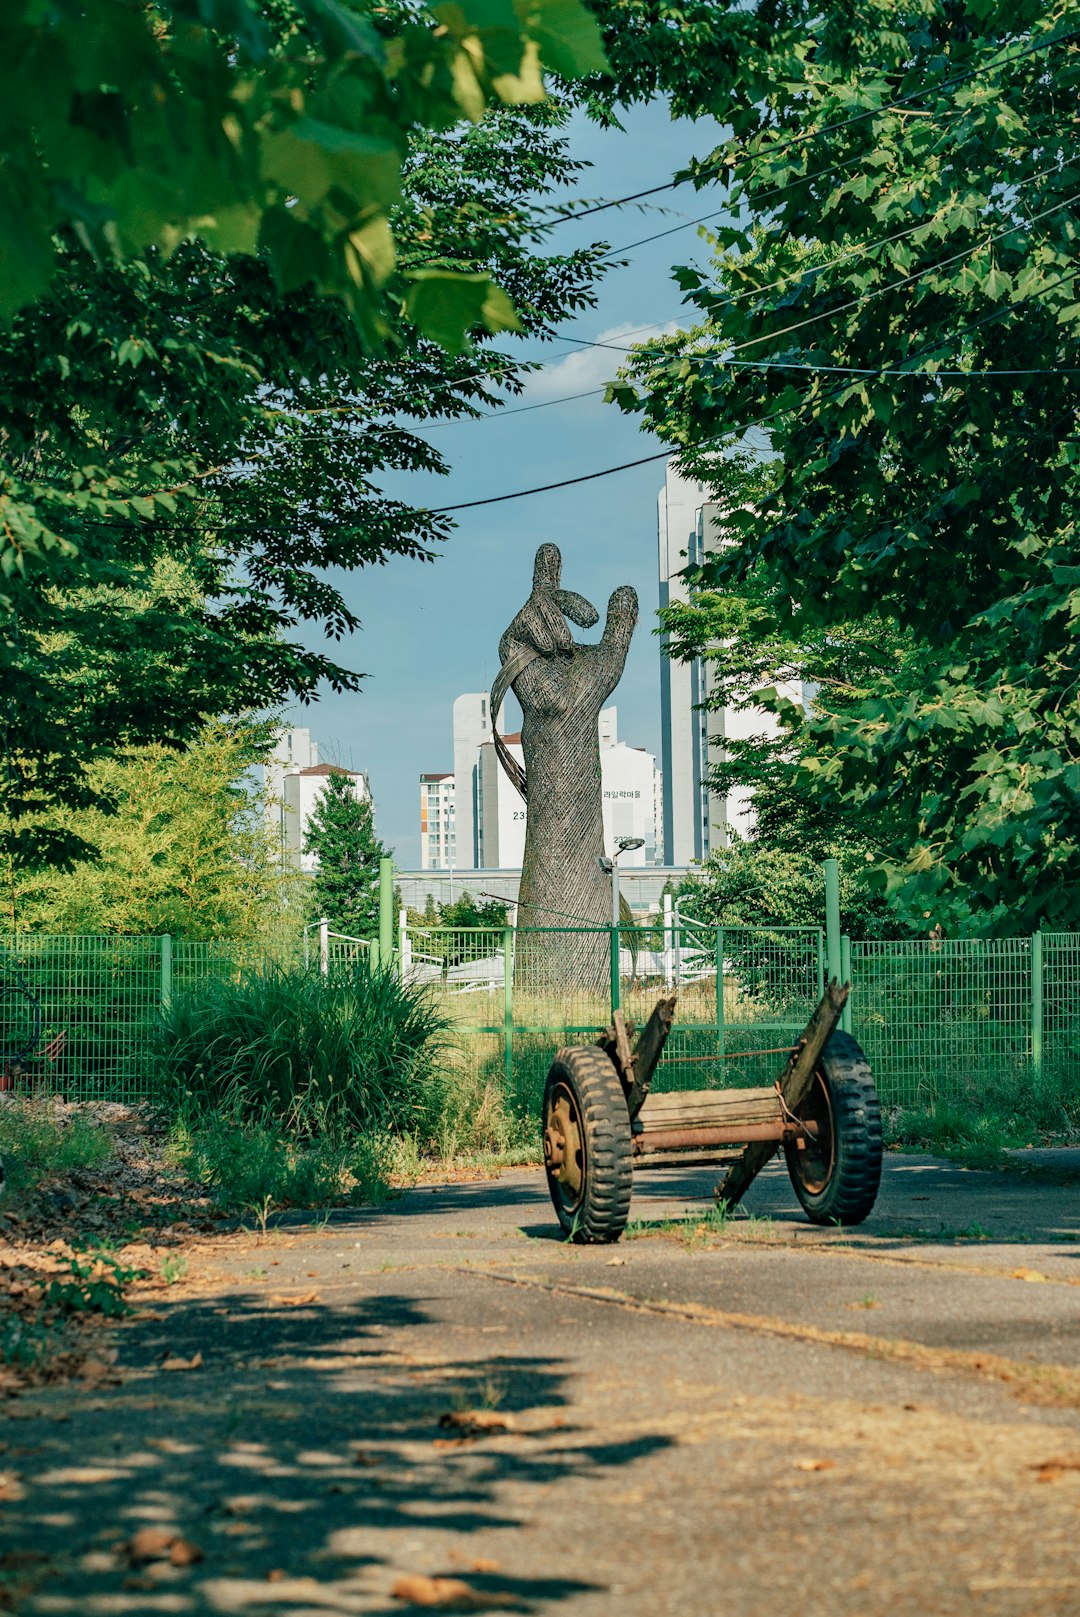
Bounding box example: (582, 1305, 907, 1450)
(784, 1030, 883, 1226)
(542, 1045, 633, 1243)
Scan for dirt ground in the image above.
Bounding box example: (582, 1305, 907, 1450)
(3, 1149, 1080, 1615)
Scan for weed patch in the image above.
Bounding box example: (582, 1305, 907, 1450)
(167, 1115, 395, 1216)
(0, 1101, 111, 1197)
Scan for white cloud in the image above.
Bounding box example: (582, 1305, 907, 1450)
(522, 321, 681, 401)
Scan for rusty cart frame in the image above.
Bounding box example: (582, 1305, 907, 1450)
(541, 981, 884, 1243)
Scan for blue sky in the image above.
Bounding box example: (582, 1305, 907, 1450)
(283, 100, 723, 865)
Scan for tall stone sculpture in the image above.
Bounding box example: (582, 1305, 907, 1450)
(492, 543, 638, 996)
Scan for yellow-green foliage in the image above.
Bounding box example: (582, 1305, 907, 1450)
(11, 723, 304, 940)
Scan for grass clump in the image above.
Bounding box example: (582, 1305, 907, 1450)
(155, 957, 449, 1137)
(0, 1100, 111, 1197)
(167, 1114, 396, 1216)
(887, 1057, 1080, 1169)
(889, 1099, 1030, 1169)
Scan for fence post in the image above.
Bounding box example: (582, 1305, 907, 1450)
(1032, 930, 1044, 1075)
(503, 926, 514, 1094)
(319, 917, 329, 977)
(716, 926, 725, 1056)
(840, 934, 852, 1033)
(160, 934, 173, 1014)
(399, 906, 410, 976)
(823, 858, 842, 987)
(379, 857, 394, 966)
(610, 925, 621, 1015)
(663, 891, 674, 987)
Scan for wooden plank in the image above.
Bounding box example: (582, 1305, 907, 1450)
(716, 980, 849, 1209)
(640, 1086, 778, 1115)
(625, 994, 677, 1118)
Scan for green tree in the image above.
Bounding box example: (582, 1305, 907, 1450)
(611, 5, 1080, 933)
(1, 93, 609, 871)
(0, 0, 607, 345)
(304, 771, 388, 938)
(8, 722, 294, 939)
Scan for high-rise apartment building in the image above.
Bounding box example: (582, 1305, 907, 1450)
(452, 693, 491, 868)
(419, 773, 456, 870)
(658, 464, 803, 861)
(423, 702, 663, 872)
(474, 708, 661, 869)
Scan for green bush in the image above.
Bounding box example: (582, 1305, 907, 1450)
(154, 958, 449, 1136)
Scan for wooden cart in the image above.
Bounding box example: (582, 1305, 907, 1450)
(541, 982, 883, 1243)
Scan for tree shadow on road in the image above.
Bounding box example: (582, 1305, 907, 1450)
(3, 1280, 672, 1614)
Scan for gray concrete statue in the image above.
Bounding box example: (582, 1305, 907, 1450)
(492, 543, 638, 995)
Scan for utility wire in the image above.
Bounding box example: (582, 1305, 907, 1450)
(540, 20, 1080, 229)
(425, 256, 1080, 514)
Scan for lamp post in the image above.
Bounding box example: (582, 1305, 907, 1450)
(597, 836, 646, 929)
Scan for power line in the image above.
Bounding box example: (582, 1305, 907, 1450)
(425, 258, 1080, 513)
(707, 20, 1080, 196)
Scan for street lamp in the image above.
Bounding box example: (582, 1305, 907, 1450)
(597, 836, 645, 929)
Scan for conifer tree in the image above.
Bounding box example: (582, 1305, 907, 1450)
(303, 774, 387, 940)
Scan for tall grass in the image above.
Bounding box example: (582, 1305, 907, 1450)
(154, 958, 449, 1137)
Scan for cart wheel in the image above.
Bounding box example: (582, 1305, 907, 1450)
(542, 1045, 632, 1243)
(784, 1031, 882, 1226)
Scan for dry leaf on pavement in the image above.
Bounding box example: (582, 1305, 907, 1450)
(1031, 1457, 1080, 1482)
(1011, 1268, 1048, 1282)
(169, 1537, 204, 1567)
(123, 1527, 203, 1567)
(438, 1410, 515, 1438)
(794, 1458, 836, 1472)
(391, 1573, 517, 1609)
(160, 1351, 203, 1372)
(269, 1292, 319, 1307)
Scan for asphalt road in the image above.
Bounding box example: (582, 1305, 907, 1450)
(5, 1153, 1080, 1616)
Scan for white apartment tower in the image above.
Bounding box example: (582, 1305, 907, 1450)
(658, 463, 804, 859)
(475, 708, 660, 869)
(419, 773, 456, 870)
(452, 693, 492, 868)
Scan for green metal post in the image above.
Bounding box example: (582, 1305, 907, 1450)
(823, 858, 842, 988)
(379, 857, 394, 967)
(840, 934, 852, 1033)
(1032, 931, 1044, 1076)
(610, 924, 621, 1015)
(160, 934, 173, 1014)
(503, 926, 514, 1094)
(716, 926, 725, 1055)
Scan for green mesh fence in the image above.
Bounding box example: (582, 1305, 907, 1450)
(1042, 933, 1080, 1081)
(0, 935, 162, 1104)
(619, 923, 824, 1093)
(848, 937, 1034, 1108)
(1, 926, 1078, 1113)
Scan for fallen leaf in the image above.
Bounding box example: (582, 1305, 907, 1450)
(160, 1351, 203, 1373)
(438, 1410, 514, 1437)
(352, 1448, 379, 1466)
(269, 1292, 319, 1308)
(448, 1551, 501, 1574)
(391, 1573, 514, 1609)
(125, 1528, 177, 1564)
(606, 1257, 626, 1267)
(267, 1568, 287, 1582)
(80, 1359, 122, 1386)
(0, 1473, 25, 1502)
(169, 1537, 203, 1567)
(1031, 1457, 1080, 1482)
(1011, 1268, 1048, 1283)
(794, 1458, 835, 1472)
